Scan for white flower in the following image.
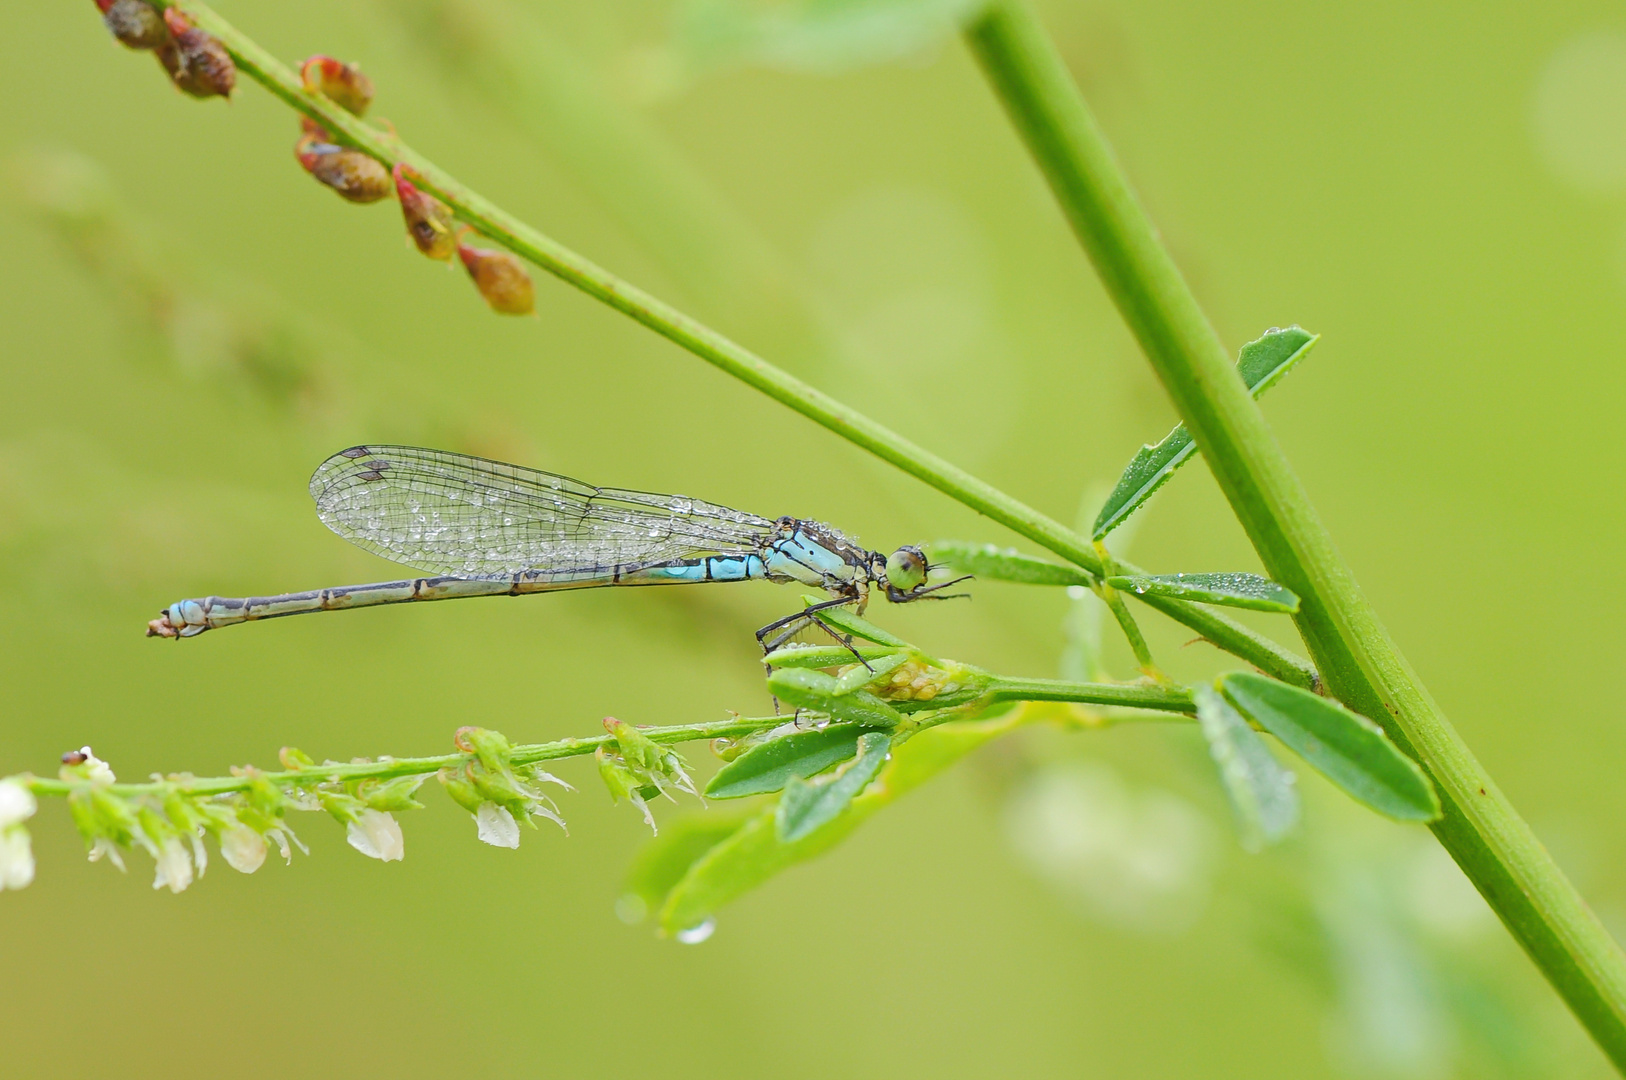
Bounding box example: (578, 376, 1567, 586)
(266, 826, 307, 865)
(88, 837, 126, 871)
(475, 803, 521, 848)
(0, 781, 36, 829)
(219, 825, 266, 874)
(151, 835, 194, 893)
(346, 809, 404, 862)
(0, 827, 35, 891)
(76, 747, 115, 784)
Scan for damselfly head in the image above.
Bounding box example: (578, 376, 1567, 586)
(884, 545, 928, 593)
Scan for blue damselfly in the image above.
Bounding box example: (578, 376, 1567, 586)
(148, 446, 968, 647)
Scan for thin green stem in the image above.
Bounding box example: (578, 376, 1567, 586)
(158, 0, 1314, 691)
(17, 715, 783, 799)
(986, 676, 1193, 713)
(964, 2, 1626, 1065)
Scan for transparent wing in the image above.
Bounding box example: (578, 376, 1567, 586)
(309, 446, 776, 578)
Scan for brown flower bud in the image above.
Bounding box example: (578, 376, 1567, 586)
(457, 232, 535, 316)
(160, 9, 234, 99)
(300, 55, 375, 117)
(95, 0, 169, 50)
(294, 136, 391, 203)
(393, 164, 457, 261)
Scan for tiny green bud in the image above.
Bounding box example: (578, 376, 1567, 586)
(279, 747, 314, 770)
(358, 775, 426, 812)
(437, 765, 485, 814)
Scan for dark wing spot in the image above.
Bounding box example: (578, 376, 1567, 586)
(357, 470, 384, 481)
(340, 446, 371, 458)
(363, 459, 391, 471)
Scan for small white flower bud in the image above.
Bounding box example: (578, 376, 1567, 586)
(219, 824, 267, 874)
(0, 781, 36, 829)
(346, 809, 404, 862)
(0, 827, 35, 891)
(475, 803, 521, 848)
(151, 835, 194, 894)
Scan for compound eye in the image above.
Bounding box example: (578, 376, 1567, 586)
(885, 546, 928, 592)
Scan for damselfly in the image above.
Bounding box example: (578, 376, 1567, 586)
(147, 446, 969, 648)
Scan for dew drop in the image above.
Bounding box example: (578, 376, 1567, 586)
(676, 917, 716, 944)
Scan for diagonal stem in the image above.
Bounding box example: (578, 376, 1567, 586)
(963, 1, 1626, 1066)
(157, 0, 1315, 690)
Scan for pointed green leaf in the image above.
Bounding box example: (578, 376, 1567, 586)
(775, 732, 891, 842)
(801, 596, 912, 647)
(764, 643, 906, 669)
(704, 725, 864, 799)
(617, 808, 760, 924)
(924, 541, 1094, 586)
(1104, 572, 1300, 613)
(1094, 327, 1319, 540)
(1220, 672, 1440, 822)
(658, 708, 1023, 935)
(765, 667, 905, 728)
(1193, 685, 1300, 851)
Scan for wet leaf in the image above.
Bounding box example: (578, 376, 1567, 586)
(1094, 327, 1318, 540)
(765, 643, 906, 669)
(1220, 672, 1440, 822)
(1104, 572, 1299, 613)
(776, 732, 891, 842)
(704, 725, 865, 799)
(803, 596, 912, 647)
(765, 668, 905, 728)
(1193, 685, 1300, 851)
(925, 541, 1093, 586)
(618, 808, 759, 924)
(658, 708, 1024, 935)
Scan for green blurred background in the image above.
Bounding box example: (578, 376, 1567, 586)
(4, 0, 1626, 1075)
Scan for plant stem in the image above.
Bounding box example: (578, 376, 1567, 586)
(158, 0, 1315, 691)
(18, 715, 784, 800)
(987, 677, 1192, 713)
(963, 2, 1626, 1065)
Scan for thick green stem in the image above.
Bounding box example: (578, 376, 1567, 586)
(160, 1, 1314, 691)
(964, 2, 1626, 1065)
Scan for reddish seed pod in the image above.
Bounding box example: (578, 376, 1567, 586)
(295, 136, 392, 203)
(393, 165, 457, 261)
(96, 0, 169, 50)
(457, 232, 535, 316)
(300, 55, 375, 117)
(160, 8, 235, 99)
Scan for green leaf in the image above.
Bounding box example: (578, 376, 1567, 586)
(1104, 572, 1300, 613)
(617, 807, 760, 924)
(775, 732, 891, 842)
(1093, 327, 1318, 540)
(802, 596, 912, 647)
(765, 667, 906, 728)
(658, 708, 1025, 935)
(1193, 685, 1300, 851)
(1220, 672, 1440, 822)
(924, 541, 1094, 586)
(764, 643, 906, 669)
(704, 725, 864, 799)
